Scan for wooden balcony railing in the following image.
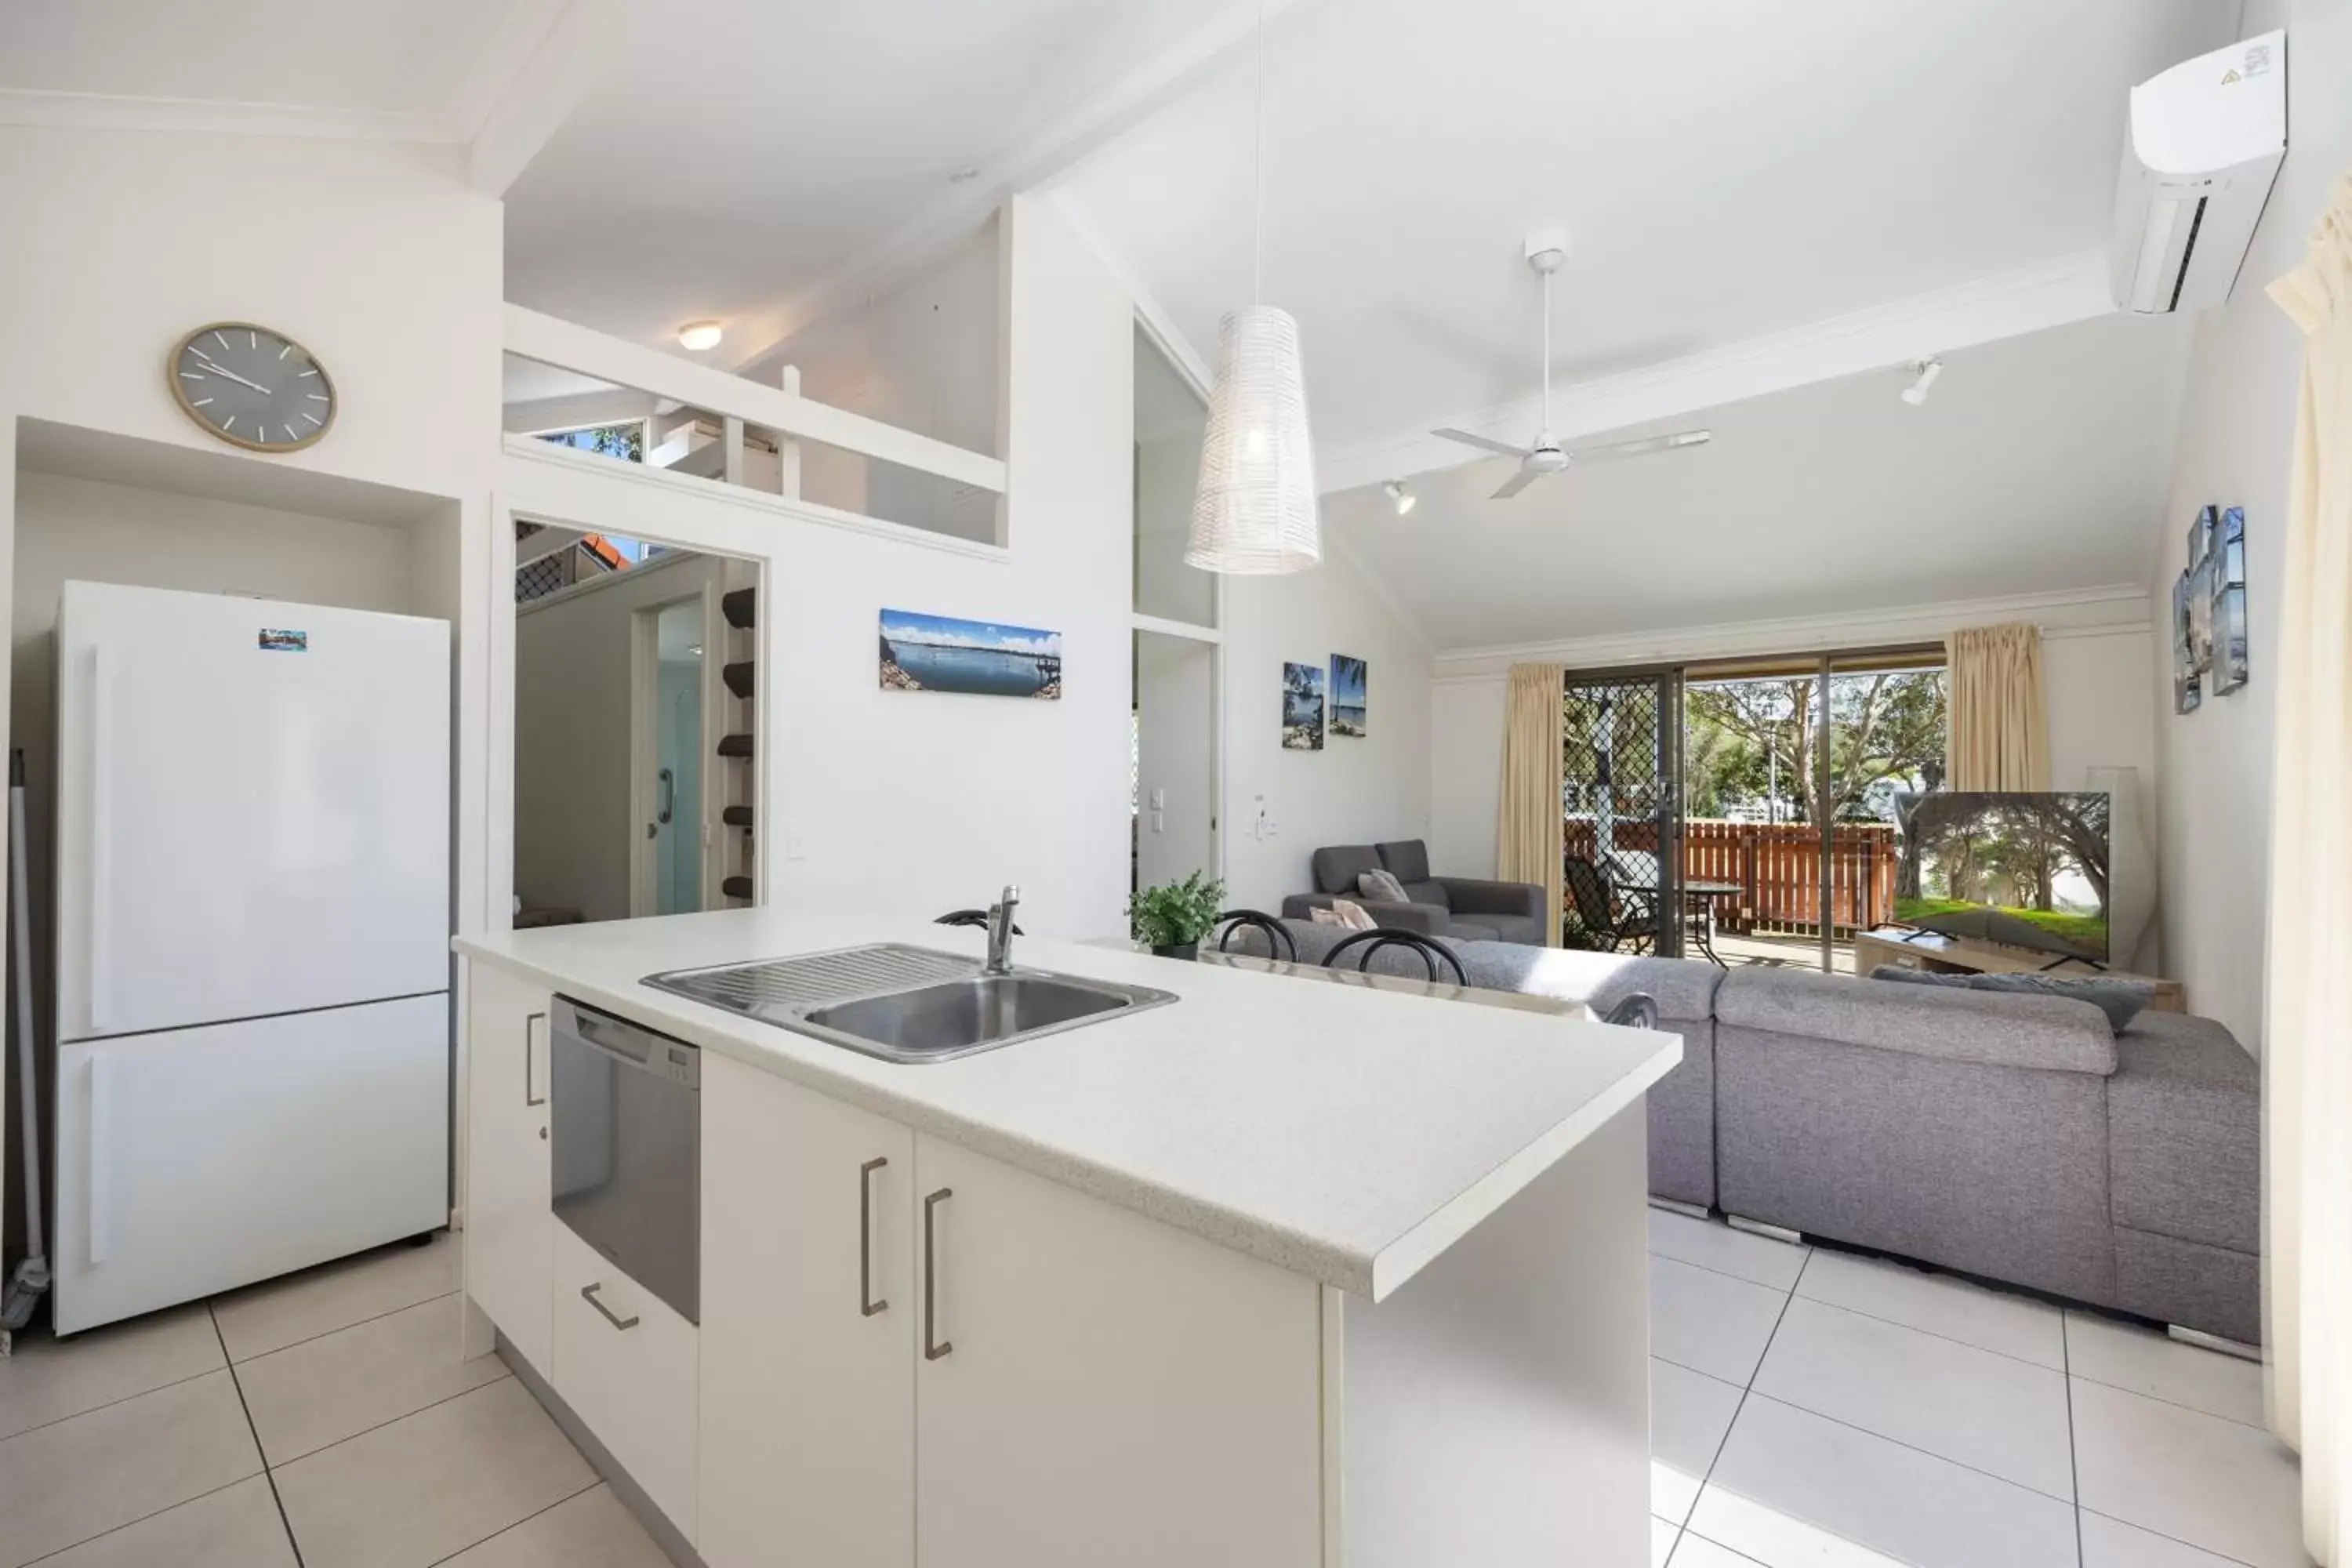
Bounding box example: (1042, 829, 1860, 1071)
(1566, 818, 1900, 937)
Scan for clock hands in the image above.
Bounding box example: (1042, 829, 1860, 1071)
(188, 350, 273, 397)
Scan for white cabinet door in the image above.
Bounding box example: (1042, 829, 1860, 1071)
(463, 962, 552, 1374)
(911, 1134, 1327, 1568)
(699, 1052, 916, 1568)
(550, 1223, 699, 1543)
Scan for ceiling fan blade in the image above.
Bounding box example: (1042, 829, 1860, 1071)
(1432, 427, 1533, 459)
(1490, 467, 1544, 501)
(1563, 430, 1713, 465)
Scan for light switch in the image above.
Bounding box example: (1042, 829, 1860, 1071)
(1150, 808, 1165, 833)
(1150, 788, 1167, 811)
(786, 827, 809, 861)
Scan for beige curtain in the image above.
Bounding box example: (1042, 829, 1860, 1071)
(1497, 664, 1566, 946)
(1944, 623, 2050, 791)
(2264, 170, 2352, 1568)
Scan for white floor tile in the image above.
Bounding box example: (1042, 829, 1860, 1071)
(2067, 1312, 2267, 1428)
(273, 1378, 595, 1568)
(33, 1475, 298, 1568)
(0, 1370, 262, 1568)
(2072, 1377, 2310, 1568)
(1797, 1249, 2064, 1370)
(1651, 1514, 1682, 1567)
(2080, 1510, 2267, 1567)
(1671, 1534, 1769, 1566)
(1752, 1295, 2074, 1500)
(1690, 1393, 2078, 1568)
(1650, 1210, 1810, 1292)
(1653, 1358, 1744, 1526)
(234, 1294, 511, 1465)
(0, 1304, 224, 1442)
(1651, 1255, 1788, 1386)
(211, 1232, 457, 1363)
(439, 1483, 675, 1568)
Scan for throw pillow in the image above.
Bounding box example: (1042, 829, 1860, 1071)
(1358, 869, 1409, 903)
(1308, 898, 1380, 931)
(1868, 967, 2156, 1032)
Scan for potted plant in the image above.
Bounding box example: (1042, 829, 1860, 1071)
(1127, 870, 1225, 960)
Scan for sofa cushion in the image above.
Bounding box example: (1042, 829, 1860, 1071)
(1376, 839, 1432, 884)
(2107, 1011, 2258, 1254)
(1401, 879, 1451, 910)
(1443, 920, 1501, 943)
(1472, 912, 1545, 946)
(1450, 943, 1723, 1022)
(1717, 967, 2118, 1075)
(1357, 868, 1410, 903)
(1869, 967, 2156, 1033)
(2114, 1227, 2259, 1344)
(1312, 844, 1383, 895)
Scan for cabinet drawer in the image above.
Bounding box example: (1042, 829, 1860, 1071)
(551, 1222, 699, 1543)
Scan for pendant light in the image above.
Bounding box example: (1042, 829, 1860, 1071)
(1185, 0, 1319, 575)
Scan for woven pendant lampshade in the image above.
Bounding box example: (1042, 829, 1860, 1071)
(1185, 303, 1321, 574)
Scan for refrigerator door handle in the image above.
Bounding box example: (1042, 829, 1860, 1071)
(87, 1051, 112, 1266)
(87, 646, 112, 1033)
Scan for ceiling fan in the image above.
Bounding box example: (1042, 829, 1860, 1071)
(1432, 231, 1712, 500)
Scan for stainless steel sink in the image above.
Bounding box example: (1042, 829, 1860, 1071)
(643, 945, 1177, 1064)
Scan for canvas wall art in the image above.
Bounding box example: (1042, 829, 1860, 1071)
(1282, 662, 1325, 750)
(880, 609, 1062, 699)
(1330, 655, 1367, 738)
(2210, 505, 2249, 696)
(2172, 569, 2201, 715)
(2184, 506, 2217, 679)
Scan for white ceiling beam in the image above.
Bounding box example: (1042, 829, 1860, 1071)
(725, 0, 1316, 374)
(467, 0, 629, 196)
(1318, 249, 2117, 496)
(0, 87, 453, 143)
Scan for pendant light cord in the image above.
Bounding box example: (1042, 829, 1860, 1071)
(1253, 0, 1265, 307)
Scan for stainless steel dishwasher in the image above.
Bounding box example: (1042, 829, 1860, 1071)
(550, 997, 699, 1323)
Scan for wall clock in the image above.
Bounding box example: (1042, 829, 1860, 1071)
(167, 323, 336, 453)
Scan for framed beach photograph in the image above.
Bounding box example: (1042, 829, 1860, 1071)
(880, 608, 1062, 699)
(1282, 662, 1325, 750)
(2210, 505, 2249, 695)
(2172, 569, 2201, 714)
(1329, 654, 1367, 738)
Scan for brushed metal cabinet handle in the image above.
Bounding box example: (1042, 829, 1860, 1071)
(859, 1157, 889, 1317)
(524, 1011, 547, 1107)
(580, 1282, 639, 1330)
(923, 1187, 953, 1360)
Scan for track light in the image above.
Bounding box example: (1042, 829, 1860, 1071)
(1384, 480, 1417, 517)
(1900, 358, 1944, 407)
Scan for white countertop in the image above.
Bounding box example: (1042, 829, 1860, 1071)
(456, 909, 1679, 1301)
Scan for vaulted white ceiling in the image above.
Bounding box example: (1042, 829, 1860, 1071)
(1321, 310, 2196, 652)
(1061, 0, 2232, 474)
(0, 0, 564, 140)
(500, 0, 1234, 364)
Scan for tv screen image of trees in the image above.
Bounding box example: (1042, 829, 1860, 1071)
(1895, 792, 2111, 964)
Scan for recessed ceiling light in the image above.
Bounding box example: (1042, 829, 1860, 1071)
(1384, 480, 1417, 517)
(678, 321, 724, 352)
(1900, 357, 1944, 406)
(949, 167, 982, 184)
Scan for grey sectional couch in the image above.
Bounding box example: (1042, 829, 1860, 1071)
(1280, 839, 1547, 944)
(1229, 917, 2260, 1343)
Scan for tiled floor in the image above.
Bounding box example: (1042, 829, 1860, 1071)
(0, 1234, 673, 1568)
(1646, 1209, 2313, 1568)
(0, 1215, 2314, 1566)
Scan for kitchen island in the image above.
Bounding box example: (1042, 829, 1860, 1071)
(455, 909, 1678, 1568)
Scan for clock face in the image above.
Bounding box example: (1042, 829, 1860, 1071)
(168, 324, 335, 452)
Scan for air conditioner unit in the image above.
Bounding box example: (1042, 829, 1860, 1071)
(2111, 30, 2287, 314)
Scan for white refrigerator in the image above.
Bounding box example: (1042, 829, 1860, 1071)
(49, 581, 452, 1334)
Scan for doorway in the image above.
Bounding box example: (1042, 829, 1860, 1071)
(638, 597, 707, 916)
(1133, 630, 1218, 896)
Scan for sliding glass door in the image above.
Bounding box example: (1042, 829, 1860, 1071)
(1567, 647, 1945, 971)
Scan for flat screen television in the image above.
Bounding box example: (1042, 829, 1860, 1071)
(1891, 791, 2111, 967)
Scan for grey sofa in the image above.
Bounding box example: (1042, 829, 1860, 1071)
(1279, 839, 1547, 944)
(1229, 918, 2260, 1343)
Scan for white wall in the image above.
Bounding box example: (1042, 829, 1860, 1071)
(513, 554, 725, 924)
(2145, 0, 2352, 1056)
(1219, 549, 1436, 913)
(1134, 631, 1216, 894)
(744, 222, 1003, 543)
(495, 194, 1137, 939)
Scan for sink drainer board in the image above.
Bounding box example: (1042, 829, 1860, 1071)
(644, 944, 981, 1016)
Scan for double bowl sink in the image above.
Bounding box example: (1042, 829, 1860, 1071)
(644, 943, 1178, 1064)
